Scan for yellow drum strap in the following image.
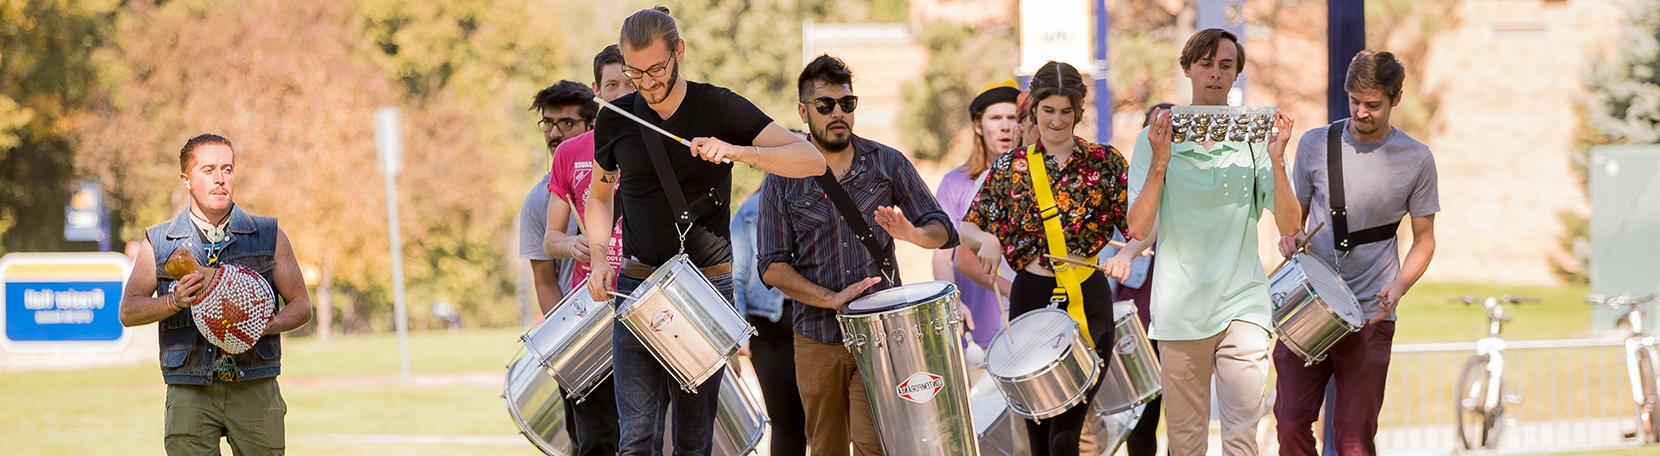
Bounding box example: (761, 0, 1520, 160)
(1025, 145, 1096, 347)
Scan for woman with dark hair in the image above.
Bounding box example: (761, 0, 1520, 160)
(959, 61, 1132, 456)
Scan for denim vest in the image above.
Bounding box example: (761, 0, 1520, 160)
(146, 206, 282, 385)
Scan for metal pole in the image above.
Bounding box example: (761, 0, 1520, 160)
(386, 170, 409, 384)
(375, 107, 410, 385)
(1093, 0, 1112, 143)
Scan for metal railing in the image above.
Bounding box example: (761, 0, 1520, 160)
(1375, 338, 1641, 454)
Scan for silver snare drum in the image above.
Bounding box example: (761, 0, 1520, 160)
(1269, 253, 1365, 365)
(503, 354, 573, 455)
(1091, 301, 1161, 415)
(521, 283, 613, 402)
(987, 308, 1102, 420)
(617, 254, 755, 392)
(839, 281, 978, 455)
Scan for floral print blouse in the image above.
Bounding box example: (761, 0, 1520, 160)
(962, 136, 1130, 272)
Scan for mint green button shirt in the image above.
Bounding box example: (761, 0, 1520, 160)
(1128, 126, 1278, 341)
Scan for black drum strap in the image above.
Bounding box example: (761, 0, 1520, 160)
(813, 169, 897, 286)
(1327, 120, 1399, 252)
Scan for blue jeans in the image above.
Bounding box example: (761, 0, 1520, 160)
(613, 272, 735, 455)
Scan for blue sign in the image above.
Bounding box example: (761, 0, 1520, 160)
(5, 281, 126, 342)
(0, 253, 131, 352)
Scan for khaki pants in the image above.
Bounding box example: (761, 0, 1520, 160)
(794, 335, 883, 456)
(1159, 321, 1271, 456)
(164, 377, 286, 456)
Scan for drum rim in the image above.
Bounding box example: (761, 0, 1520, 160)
(1001, 359, 1102, 419)
(984, 308, 1085, 377)
(501, 356, 566, 455)
(1286, 253, 1365, 323)
(841, 281, 957, 315)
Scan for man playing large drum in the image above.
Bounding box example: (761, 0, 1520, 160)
(960, 61, 1132, 456)
(584, 7, 825, 454)
(1272, 49, 1439, 456)
(1125, 29, 1301, 456)
(755, 54, 958, 456)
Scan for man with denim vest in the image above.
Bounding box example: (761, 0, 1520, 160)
(121, 134, 313, 455)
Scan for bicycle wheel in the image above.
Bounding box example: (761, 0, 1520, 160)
(1456, 356, 1493, 450)
(1637, 346, 1660, 444)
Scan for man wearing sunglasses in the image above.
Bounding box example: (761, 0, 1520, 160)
(756, 54, 958, 456)
(586, 7, 826, 455)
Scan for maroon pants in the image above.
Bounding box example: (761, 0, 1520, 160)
(1273, 320, 1396, 456)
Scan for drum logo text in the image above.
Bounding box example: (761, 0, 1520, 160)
(1115, 335, 1137, 355)
(895, 371, 945, 403)
(650, 309, 674, 332)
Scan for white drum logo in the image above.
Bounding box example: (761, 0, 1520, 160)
(1115, 335, 1137, 355)
(895, 371, 945, 403)
(650, 309, 674, 333)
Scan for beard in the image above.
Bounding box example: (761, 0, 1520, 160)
(641, 63, 681, 105)
(810, 119, 853, 152)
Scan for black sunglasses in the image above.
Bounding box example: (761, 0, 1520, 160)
(802, 95, 859, 115)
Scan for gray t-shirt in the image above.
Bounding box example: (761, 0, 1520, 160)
(1292, 120, 1439, 321)
(519, 173, 576, 294)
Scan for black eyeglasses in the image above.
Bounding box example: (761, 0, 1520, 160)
(802, 95, 859, 115)
(622, 51, 676, 81)
(538, 118, 582, 133)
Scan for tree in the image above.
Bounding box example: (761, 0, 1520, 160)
(898, 23, 1018, 163)
(1560, 0, 1660, 284)
(0, 0, 119, 254)
(76, 0, 525, 332)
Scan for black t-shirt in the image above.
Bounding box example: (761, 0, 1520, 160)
(595, 81, 773, 268)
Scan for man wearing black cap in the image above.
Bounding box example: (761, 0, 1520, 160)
(935, 81, 1022, 351)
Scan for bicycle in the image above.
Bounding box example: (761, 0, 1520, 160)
(1450, 295, 1535, 450)
(1588, 293, 1660, 443)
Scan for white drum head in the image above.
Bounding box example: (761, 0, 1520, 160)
(1294, 254, 1365, 326)
(986, 309, 1079, 378)
(1111, 300, 1138, 323)
(845, 281, 955, 315)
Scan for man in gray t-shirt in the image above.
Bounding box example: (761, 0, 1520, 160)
(519, 173, 576, 313)
(1272, 50, 1439, 456)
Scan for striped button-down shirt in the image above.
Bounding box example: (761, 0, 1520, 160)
(756, 136, 958, 344)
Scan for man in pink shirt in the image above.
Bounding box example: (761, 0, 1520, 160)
(545, 45, 634, 291)
(538, 44, 635, 456)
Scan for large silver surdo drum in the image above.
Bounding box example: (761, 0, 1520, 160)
(839, 281, 978, 455)
(1090, 302, 1161, 415)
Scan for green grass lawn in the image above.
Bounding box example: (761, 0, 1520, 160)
(1, 281, 1647, 455)
(1392, 281, 1596, 343)
(0, 328, 539, 455)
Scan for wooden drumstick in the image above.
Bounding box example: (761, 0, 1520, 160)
(1270, 221, 1326, 273)
(593, 96, 731, 164)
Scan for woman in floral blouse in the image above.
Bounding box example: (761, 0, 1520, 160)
(959, 61, 1132, 456)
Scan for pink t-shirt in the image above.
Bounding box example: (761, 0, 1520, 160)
(549, 131, 625, 291)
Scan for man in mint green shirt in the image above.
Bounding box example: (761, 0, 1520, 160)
(1123, 29, 1303, 456)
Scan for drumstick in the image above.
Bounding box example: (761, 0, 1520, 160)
(593, 96, 731, 164)
(1270, 221, 1326, 272)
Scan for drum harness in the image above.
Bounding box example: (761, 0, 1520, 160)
(1324, 119, 1401, 268)
(1026, 143, 1097, 348)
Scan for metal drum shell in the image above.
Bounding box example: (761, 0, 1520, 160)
(616, 254, 755, 392)
(503, 355, 573, 456)
(838, 281, 978, 455)
(1269, 253, 1366, 366)
(986, 309, 1103, 421)
(1091, 305, 1162, 415)
(521, 283, 614, 402)
(712, 369, 769, 456)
